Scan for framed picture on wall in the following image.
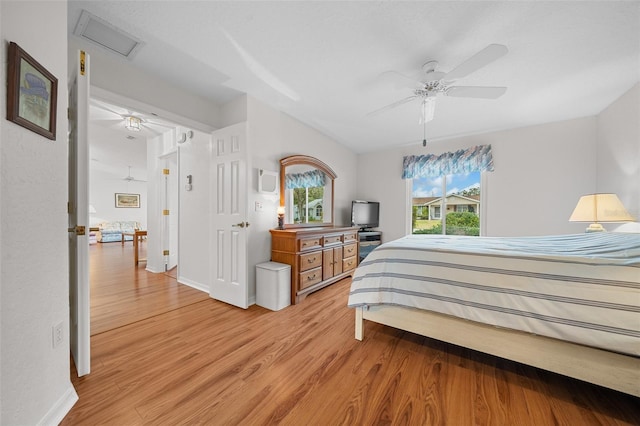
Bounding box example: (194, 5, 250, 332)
(115, 193, 140, 208)
(6, 42, 58, 140)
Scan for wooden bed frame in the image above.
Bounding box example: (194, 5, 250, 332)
(355, 305, 640, 397)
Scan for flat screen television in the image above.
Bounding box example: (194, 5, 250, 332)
(351, 200, 379, 231)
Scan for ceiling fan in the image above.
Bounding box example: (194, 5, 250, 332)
(90, 99, 175, 135)
(122, 166, 146, 183)
(368, 44, 509, 125)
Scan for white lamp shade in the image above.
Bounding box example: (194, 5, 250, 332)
(569, 193, 635, 223)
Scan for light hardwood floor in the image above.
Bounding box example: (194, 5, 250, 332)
(88, 241, 209, 335)
(63, 243, 639, 425)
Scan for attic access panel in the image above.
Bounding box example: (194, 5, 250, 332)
(73, 10, 144, 59)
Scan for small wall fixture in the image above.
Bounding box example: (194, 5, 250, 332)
(569, 193, 635, 232)
(177, 130, 194, 144)
(124, 116, 141, 132)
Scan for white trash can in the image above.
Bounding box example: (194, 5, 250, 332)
(256, 262, 291, 311)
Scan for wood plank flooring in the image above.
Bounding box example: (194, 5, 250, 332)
(63, 243, 640, 425)
(89, 241, 209, 335)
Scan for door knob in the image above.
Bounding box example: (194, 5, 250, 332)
(233, 221, 250, 228)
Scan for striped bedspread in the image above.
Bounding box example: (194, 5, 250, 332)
(348, 233, 640, 356)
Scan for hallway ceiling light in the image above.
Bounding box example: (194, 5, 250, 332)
(124, 116, 142, 132)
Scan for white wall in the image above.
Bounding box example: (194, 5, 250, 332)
(221, 96, 358, 304)
(68, 38, 221, 130)
(1, 1, 78, 425)
(177, 129, 211, 291)
(89, 169, 148, 228)
(357, 117, 598, 241)
(596, 83, 640, 232)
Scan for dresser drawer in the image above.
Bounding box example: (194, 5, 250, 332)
(343, 243, 357, 258)
(299, 237, 321, 251)
(343, 256, 357, 272)
(299, 251, 322, 272)
(343, 232, 357, 243)
(299, 267, 322, 289)
(323, 234, 342, 246)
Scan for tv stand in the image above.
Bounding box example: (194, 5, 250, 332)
(358, 231, 381, 263)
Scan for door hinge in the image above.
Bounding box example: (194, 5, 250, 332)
(67, 201, 74, 214)
(163, 168, 170, 175)
(163, 250, 170, 256)
(163, 209, 170, 215)
(80, 51, 86, 75)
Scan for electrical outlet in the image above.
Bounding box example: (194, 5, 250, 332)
(52, 322, 63, 348)
(255, 201, 263, 212)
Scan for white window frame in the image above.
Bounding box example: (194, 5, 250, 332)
(407, 172, 487, 236)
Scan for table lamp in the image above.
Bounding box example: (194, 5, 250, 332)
(569, 193, 635, 232)
(277, 206, 285, 230)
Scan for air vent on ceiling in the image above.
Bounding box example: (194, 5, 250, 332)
(73, 10, 143, 59)
(126, 135, 137, 140)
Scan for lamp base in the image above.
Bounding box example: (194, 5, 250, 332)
(277, 216, 284, 230)
(585, 223, 606, 233)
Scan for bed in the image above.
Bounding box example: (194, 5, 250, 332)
(348, 233, 640, 397)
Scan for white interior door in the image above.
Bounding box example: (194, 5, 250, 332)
(68, 50, 90, 376)
(210, 123, 249, 308)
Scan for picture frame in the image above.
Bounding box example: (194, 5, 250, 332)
(6, 42, 58, 140)
(115, 193, 140, 208)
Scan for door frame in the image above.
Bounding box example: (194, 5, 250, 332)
(69, 49, 91, 376)
(75, 86, 216, 348)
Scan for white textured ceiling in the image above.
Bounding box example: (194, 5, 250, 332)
(69, 1, 640, 154)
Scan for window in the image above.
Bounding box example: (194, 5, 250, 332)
(411, 171, 481, 236)
(292, 186, 324, 224)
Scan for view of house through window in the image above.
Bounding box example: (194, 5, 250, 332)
(411, 171, 481, 236)
(293, 186, 324, 224)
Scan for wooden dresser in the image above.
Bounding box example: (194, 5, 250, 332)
(270, 226, 359, 304)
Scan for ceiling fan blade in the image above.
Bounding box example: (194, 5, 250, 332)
(445, 86, 507, 99)
(378, 71, 423, 90)
(444, 44, 508, 81)
(367, 96, 419, 117)
(92, 99, 130, 118)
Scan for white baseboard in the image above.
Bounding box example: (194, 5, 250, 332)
(177, 276, 208, 293)
(177, 277, 256, 306)
(145, 265, 164, 274)
(38, 383, 78, 426)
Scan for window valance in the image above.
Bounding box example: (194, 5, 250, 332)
(402, 144, 494, 179)
(285, 169, 327, 189)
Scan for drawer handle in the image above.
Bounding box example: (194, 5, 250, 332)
(307, 257, 316, 263)
(307, 274, 317, 280)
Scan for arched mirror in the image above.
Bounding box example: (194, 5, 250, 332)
(280, 155, 336, 228)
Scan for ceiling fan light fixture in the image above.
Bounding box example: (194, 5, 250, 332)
(124, 116, 141, 132)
